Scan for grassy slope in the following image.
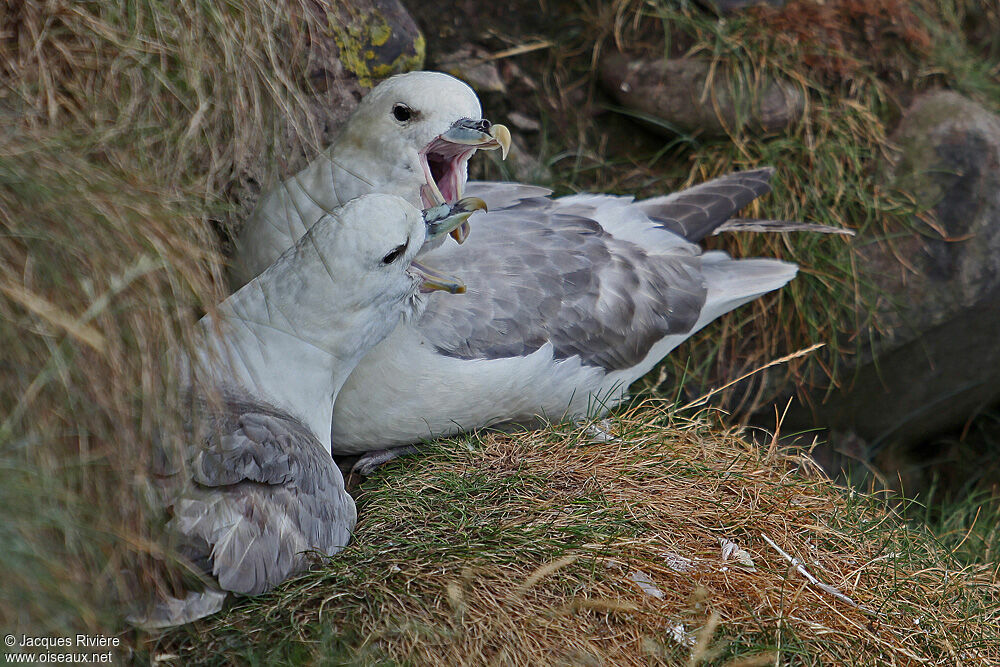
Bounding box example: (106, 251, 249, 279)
(0, 0, 998, 664)
(0, 0, 350, 637)
(155, 406, 1000, 665)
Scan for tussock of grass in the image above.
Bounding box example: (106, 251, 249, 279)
(154, 404, 1000, 665)
(0, 0, 359, 635)
(0, 131, 220, 634)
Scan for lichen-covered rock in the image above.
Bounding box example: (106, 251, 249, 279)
(599, 53, 803, 138)
(328, 0, 425, 88)
(782, 90, 1000, 469)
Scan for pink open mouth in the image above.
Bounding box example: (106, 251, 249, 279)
(418, 137, 477, 208)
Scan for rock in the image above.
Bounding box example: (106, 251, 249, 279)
(327, 0, 426, 88)
(434, 46, 507, 93)
(779, 90, 1000, 475)
(599, 53, 803, 138)
(506, 110, 541, 133)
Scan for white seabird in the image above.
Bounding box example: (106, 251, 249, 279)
(233, 73, 829, 473)
(136, 195, 481, 627)
(230, 71, 511, 289)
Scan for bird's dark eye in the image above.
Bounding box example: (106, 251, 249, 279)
(382, 243, 407, 265)
(392, 103, 412, 122)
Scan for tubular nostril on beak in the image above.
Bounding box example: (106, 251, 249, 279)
(473, 119, 491, 132)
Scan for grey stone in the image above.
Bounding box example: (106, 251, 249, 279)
(599, 53, 804, 138)
(781, 90, 1000, 465)
(435, 46, 507, 94)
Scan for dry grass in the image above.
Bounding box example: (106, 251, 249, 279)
(0, 129, 219, 635)
(0, 0, 375, 635)
(154, 404, 1000, 665)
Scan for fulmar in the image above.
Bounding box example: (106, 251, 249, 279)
(232, 72, 844, 474)
(230, 71, 510, 288)
(134, 195, 482, 627)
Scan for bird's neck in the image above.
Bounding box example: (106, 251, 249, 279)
(327, 136, 425, 208)
(194, 236, 401, 452)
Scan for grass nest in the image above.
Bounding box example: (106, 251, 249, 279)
(153, 404, 1000, 665)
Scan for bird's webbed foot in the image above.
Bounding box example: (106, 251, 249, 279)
(350, 445, 421, 477)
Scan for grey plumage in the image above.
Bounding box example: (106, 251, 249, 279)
(133, 389, 355, 628)
(453, 181, 552, 211)
(418, 168, 777, 370)
(331, 168, 809, 456)
(636, 168, 777, 242)
(170, 390, 355, 597)
(419, 210, 706, 371)
(631, 168, 852, 239)
(714, 218, 855, 236)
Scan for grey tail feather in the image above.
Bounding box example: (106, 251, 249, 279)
(637, 167, 776, 243)
(696, 253, 799, 327)
(127, 589, 228, 630)
(714, 218, 856, 236)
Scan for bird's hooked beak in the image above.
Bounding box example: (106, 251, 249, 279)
(441, 118, 512, 160)
(412, 197, 488, 294)
(418, 118, 512, 244)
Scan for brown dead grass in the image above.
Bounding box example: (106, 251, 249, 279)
(748, 0, 935, 85)
(158, 403, 1000, 665)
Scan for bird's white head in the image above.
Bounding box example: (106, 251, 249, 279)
(333, 71, 510, 241)
(306, 193, 484, 328)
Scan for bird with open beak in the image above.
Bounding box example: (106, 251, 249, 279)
(230, 73, 833, 480)
(132, 195, 483, 628)
(230, 71, 510, 289)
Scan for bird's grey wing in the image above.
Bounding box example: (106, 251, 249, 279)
(417, 207, 707, 371)
(191, 411, 332, 494)
(170, 404, 356, 596)
(465, 181, 552, 210)
(635, 167, 776, 242)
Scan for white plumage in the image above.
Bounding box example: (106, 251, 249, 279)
(331, 178, 798, 455)
(231, 71, 509, 288)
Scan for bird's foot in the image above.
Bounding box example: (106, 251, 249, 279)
(127, 589, 227, 630)
(351, 445, 420, 478)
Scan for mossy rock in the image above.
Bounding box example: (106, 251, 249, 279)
(780, 90, 1000, 476)
(329, 0, 426, 88)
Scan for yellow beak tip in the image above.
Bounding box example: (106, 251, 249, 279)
(490, 124, 512, 160)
